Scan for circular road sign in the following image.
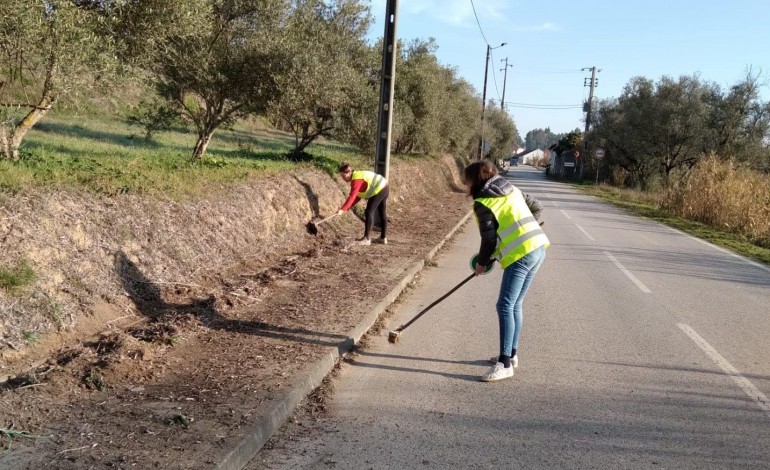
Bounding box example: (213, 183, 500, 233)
(594, 148, 605, 159)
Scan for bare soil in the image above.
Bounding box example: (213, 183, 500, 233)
(0, 155, 469, 469)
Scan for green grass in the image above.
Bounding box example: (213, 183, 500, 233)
(22, 330, 41, 343)
(0, 260, 37, 292)
(577, 184, 770, 266)
(0, 112, 366, 199)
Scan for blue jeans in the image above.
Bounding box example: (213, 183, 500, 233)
(496, 246, 546, 356)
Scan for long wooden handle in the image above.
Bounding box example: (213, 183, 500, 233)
(396, 273, 475, 332)
(315, 213, 339, 226)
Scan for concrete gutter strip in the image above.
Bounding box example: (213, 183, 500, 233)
(215, 210, 474, 470)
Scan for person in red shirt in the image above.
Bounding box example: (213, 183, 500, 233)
(336, 162, 389, 246)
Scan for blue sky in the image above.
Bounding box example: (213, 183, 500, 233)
(368, 0, 770, 138)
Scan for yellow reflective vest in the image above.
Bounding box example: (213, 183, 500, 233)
(352, 170, 387, 199)
(474, 187, 550, 269)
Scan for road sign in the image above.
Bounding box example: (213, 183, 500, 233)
(563, 162, 575, 168)
(594, 148, 605, 159)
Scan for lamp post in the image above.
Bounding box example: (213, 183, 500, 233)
(478, 42, 507, 160)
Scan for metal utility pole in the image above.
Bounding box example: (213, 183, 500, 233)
(478, 42, 506, 160)
(500, 58, 513, 111)
(374, 0, 398, 180)
(581, 66, 600, 179)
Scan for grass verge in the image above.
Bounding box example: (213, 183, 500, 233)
(0, 113, 365, 199)
(576, 183, 770, 267)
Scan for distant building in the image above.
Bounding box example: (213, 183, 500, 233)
(546, 144, 579, 178)
(515, 148, 545, 166)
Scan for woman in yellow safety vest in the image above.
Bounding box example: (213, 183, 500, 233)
(464, 161, 549, 382)
(337, 162, 389, 246)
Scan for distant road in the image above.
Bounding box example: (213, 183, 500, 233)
(251, 165, 770, 469)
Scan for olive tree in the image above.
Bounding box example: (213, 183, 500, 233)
(268, 0, 372, 159)
(118, 0, 287, 160)
(483, 106, 519, 162)
(591, 75, 714, 188)
(0, 0, 112, 160)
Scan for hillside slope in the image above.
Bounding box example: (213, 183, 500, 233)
(0, 154, 470, 469)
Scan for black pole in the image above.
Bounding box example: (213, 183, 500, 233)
(374, 0, 398, 179)
(477, 45, 491, 160)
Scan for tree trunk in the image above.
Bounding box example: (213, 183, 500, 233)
(5, 92, 57, 160)
(0, 125, 11, 160)
(1, 50, 58, 160)
(192, 129, 214, 160)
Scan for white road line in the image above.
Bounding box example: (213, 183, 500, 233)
(678, 323, 770, 418)
(560, 209, 572, 220)
(552, 201, 560, 207)
(575, 224, 596, 241)
(604, 251, 651, 293)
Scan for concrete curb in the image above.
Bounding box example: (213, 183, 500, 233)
(215, 210, 474, 470)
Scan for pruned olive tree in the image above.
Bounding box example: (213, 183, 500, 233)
(268, 0, 372, 159)
(591, 75, 713, 188)
(390, 38, 486, 158)
(116, 0, 288, 160)
(0, 0, 113, 160)
(391, 39, 445, 155)
(483, 106, 519, 162)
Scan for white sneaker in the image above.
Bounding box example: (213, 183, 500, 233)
(480, 362, 514, 382)
(489, 354, 518, 368)
(372, 237, 388, 245)
(354, 238, 371, 246)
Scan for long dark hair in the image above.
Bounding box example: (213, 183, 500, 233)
(463, 161, 498, 196)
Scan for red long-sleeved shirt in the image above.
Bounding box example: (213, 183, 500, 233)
(340, 179, 367, 211)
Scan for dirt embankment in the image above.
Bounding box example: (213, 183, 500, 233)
(0, 155, 469, 469)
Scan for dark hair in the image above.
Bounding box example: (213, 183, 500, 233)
(338, 162, 353, 173)
(463, 161, 498, 195)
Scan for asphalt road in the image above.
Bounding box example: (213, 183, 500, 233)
(250, 166, 770, 469)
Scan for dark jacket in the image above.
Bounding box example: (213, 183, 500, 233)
(472, 176, 543, 266)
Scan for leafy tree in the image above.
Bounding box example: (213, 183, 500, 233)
(437, 70, 479, 157)
(391, 39, 447, 154)
(389, 38, 487, 158)
(524, 127, 567, 150)
(0, 0, 113, 160)
(483, 106, 519, 161)
(591, 75, 715, 187)
(703, 70, 770, 168)
(554, 130, 583, 154)
(333, 42, 379, 155)
(268, 0, 372, 159)
(117, 0, 287, 160)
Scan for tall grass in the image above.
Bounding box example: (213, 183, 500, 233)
(664, 156, 770, 248)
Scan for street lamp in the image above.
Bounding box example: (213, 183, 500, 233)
(478, 42, 507, 160)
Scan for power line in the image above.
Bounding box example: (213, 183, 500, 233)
(490, 50, 501, 100)
(512, 66, 583, 74)
(469, 0, 490, 45)
(504, 102, 583, 109)
(506, 102, 583, 106)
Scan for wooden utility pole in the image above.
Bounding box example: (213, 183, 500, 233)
(581, 66, 600, 179)
(374, 0, 399, 180)
(500, 57, 513, 111)
(478, 42, 506, 159)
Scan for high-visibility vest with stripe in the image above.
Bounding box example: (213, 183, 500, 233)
(475, 187, 549, 269)
(352, 170, 387, 199)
